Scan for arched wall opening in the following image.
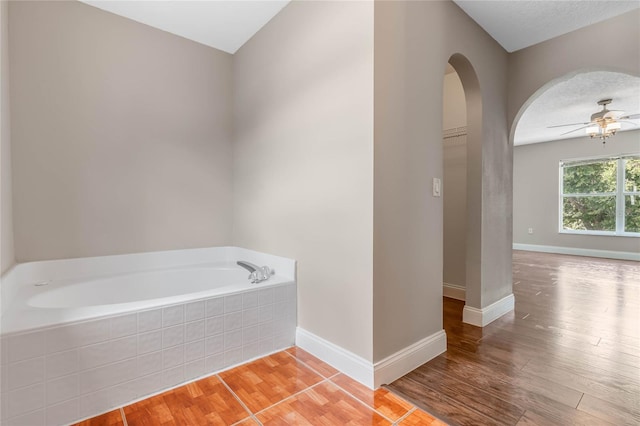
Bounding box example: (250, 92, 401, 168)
(442, 64, 467, 301)
(510, 69, 640, 258)
(443, 54, 484, 319)
(509, 67, 640, 145)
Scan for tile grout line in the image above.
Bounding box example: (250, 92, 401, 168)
(110, 347, 297, 426)
(216, 373, 263, 426)
(6, 351, 141, 417)
(231, 414, 262, 426)
(384, 384, 448, 425)
(119, 407, 129, 426)
(286, 348, 412, 424)
(326, 376, 398, 425)
(4, 403, 43, 422)
(283, 349, 400, 423)
(282, 348, 337, 381)
(392, 407, 416, 425)
(252, 377, 331, 418)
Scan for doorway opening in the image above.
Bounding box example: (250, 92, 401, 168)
(441, 54, 484, 324)
(442, 63, 467, 303)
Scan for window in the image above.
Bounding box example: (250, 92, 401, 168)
(559, 155, 640, 236)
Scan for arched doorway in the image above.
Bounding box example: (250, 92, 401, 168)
(510, 70, 640, 258)
(442, 54, 489, 325)
(442, 64, 467, 302)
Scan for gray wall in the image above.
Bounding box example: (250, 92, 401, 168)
(1, 0, 12, 274)
(443, 71, 467, 288)
(514, 131, 640, 253)
(232, 2, 374, 361)
(374, 0, 510, 361)
(9, 1, 234, 262)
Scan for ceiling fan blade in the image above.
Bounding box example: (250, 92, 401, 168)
(619, 113, 640, 120)
(619, 120, 639, 127)
(560, 125, 592, 136)
(547, 122, 590, 128)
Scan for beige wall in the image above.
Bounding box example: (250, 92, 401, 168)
(232, 2, 374, 360)
(514, 131, 640, 253)
(508, 9, 640, 134)
(0, 0, 13, 274)
(443, 72, 467, 130)
(9, 1, 234, 262)
(12, 0, 632, 373)
(374, 0, 510, 361)
(443, 72, 467, 288)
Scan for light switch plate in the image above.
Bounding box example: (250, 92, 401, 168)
(433, 178, 441, 197)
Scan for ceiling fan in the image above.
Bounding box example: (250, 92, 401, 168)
(548, 99, 640, 144)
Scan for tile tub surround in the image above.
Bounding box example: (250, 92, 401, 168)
(0, 283, 296, 425)
(73, 348, 446, 426)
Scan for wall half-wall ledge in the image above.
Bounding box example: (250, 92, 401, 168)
(513, 243, 640, 262)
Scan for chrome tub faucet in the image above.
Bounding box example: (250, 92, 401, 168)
(237, 261, 272, 283)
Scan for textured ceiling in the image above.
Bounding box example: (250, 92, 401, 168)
(80, 1, 290, 54)
(514, 72, 640, 146)
(453, 0, 640, 52)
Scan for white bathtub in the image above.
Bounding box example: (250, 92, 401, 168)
(0, 247, 297, 426)
(28, 265, 261, 309)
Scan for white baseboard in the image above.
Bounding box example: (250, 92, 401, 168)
(296, 328, 374, 388)
(513, 243, 640, 261)
(296, 327, 446, 390)
(373, 330, 446, 388)
(443, 283, 465, 301)
(463, 293, 514, 327)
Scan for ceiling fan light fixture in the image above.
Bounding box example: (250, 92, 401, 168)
(606, 122, 621, 132)
(586, 126, 600, 136)
(550, 99, 638, 145)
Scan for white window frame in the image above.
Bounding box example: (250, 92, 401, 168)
(558, 154, 640, 237)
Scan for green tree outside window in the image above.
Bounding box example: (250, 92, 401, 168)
(561, 156, 640, 235)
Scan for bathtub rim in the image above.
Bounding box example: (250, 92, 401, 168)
(1, 277, 295, 337)
(25, 261, 284, 309)
(1, 246, 296, 335)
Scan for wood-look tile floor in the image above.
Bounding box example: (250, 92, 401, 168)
(75, 347, 443, 425)
(388, 250, 640, 425)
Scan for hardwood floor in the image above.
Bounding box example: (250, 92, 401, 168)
(387, 250, 640, 425)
